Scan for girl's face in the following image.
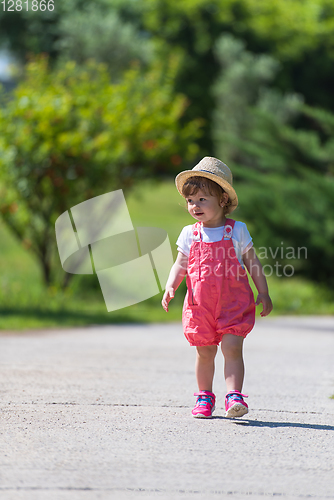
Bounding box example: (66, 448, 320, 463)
(185, 188, 228, 227)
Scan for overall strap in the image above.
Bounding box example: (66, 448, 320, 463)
(190, 222, 201, 280)
(223, 218, 235, 240)
(225, 218, 235, 227)
(192, 222, 202, 242)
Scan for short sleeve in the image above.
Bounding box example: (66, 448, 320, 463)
(239, 222, 253, 254)
(176, 225, 192, 257)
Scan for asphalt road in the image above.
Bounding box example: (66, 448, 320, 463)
(0, 316, 333, 500)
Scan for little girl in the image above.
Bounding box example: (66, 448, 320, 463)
(162, 157, 273, 418)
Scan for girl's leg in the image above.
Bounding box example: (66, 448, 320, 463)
(195, 345, 218, 392)
(220, 334, 244, 392)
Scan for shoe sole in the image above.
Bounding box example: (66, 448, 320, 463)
(192, 405, 215, 418)
(225, 403, 248, 418)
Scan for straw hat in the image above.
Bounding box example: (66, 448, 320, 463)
(175, 157, 238, 213)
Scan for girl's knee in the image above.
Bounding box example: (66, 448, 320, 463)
(196, 344, 217, 361)
(221, 334, 243, 358)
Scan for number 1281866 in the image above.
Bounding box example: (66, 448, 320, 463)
(1, 0, 54, 10)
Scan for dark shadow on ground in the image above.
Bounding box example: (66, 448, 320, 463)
(214, 417, 334, 431)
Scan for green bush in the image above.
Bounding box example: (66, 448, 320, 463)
(0, 55, 201, 287)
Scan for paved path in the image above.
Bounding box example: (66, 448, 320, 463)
(0, 316, 333, 500)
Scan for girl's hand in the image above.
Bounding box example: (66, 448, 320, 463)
(161, 287, 175, 312)
(255, 293, 273, 317)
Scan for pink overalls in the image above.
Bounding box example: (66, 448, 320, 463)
(182, 219, 255, 346)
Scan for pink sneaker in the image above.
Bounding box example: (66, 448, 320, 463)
(192, 390, 216, 418)
(225, 391, 248, 418)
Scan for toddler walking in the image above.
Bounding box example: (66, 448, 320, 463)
(162, 157, 273, 418)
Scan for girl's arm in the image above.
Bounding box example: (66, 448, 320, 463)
(243, 247, 273, 317)
(161, 251, 188, 312)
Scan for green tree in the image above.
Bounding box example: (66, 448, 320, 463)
(213, 35, 334, 286)
(55, 7, 154, 80)
(134, 0, 334, 149)
(139, 0, 334, 59)
(2, 0, 334, 151)
(0, 56, 201, 287)
(212, 34, 302, 166)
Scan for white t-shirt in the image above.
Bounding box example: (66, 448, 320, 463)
(176, 221, 253, 267)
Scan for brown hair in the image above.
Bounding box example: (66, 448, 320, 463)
(182, 176, 231, 215)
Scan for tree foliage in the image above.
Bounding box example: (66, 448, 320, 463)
(213, 35, 334, 286)
(138, 0, 334, 58)
(3, 0, 334, 149)
(0, 56, 201, 287)
(55, 8, 154, 80)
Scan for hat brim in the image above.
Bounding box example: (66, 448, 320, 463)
(175, 170, 238, 214)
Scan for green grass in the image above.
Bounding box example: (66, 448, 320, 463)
(0, 178, 333, 330)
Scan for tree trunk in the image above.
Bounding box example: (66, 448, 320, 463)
(61, 272, 74, 290)
(41, 257, 52, 287)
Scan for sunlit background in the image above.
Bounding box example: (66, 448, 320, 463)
(0, 0, 333, 329)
